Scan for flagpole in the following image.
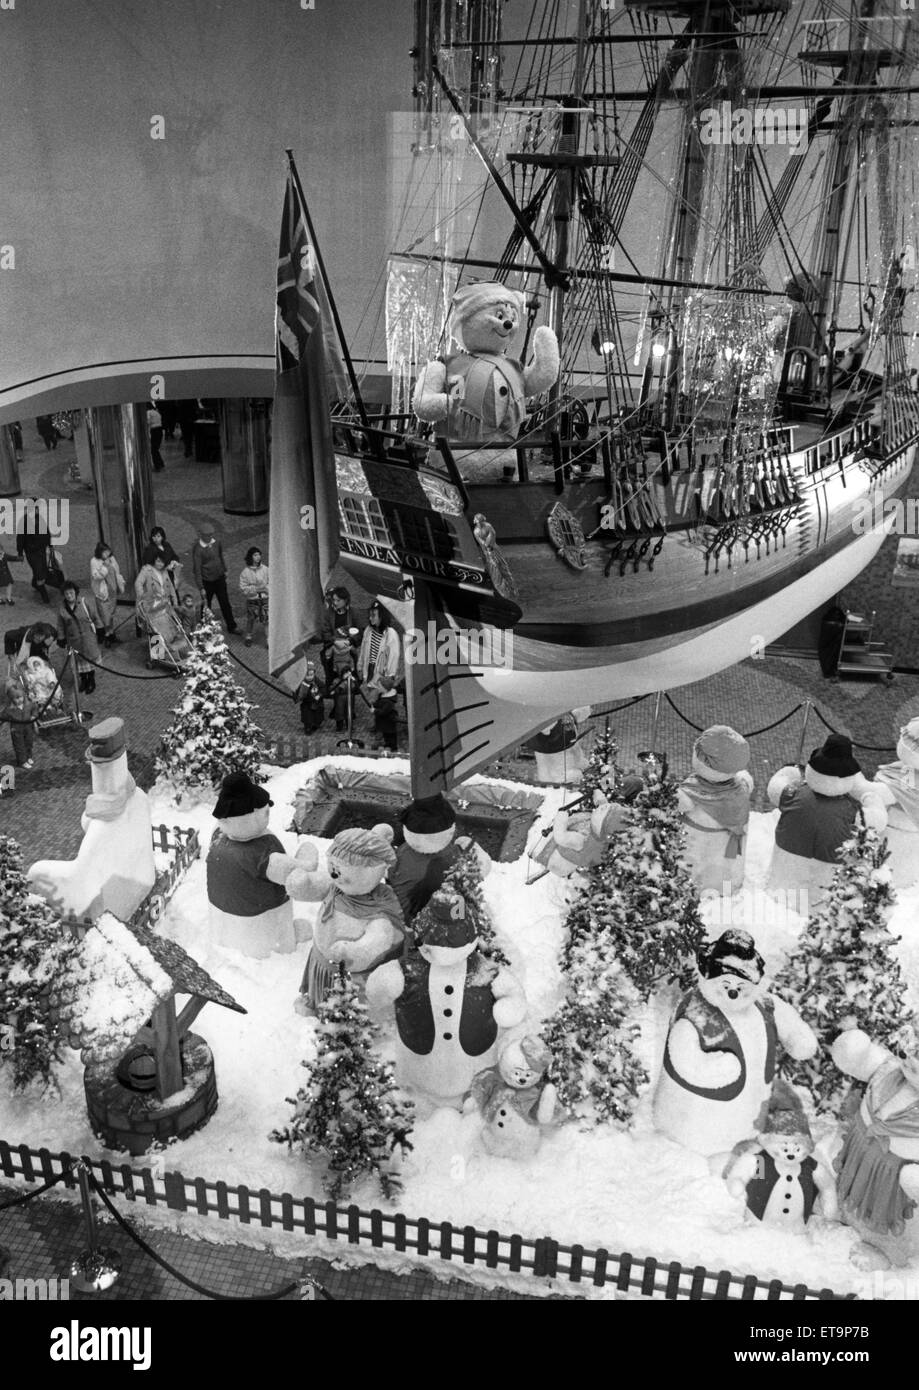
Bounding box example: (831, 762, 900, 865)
(285, 149, 369, 427)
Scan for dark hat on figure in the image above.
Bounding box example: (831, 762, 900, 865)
(85, 717, 126, 764)
(698, 929, 765, 984)
(418, 890, 475, 949)
(213, 771, 271, 820)
(761, 1104, 813, 1141)
(808, 734, 860, 779)
(400, 793, 456, 835)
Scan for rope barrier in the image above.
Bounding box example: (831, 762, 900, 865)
(0, 1169, 73, 1207)
(664, 691, 805, 738)
(86, 1170, 313, 1301)
(811, 703, 896, 754)
(226, 646, 294, 697)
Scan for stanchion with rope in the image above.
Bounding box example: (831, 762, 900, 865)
(84, 1168, 331, 1300)
(69, 1159, 121, 1293)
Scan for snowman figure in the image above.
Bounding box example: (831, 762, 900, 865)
(465, 1035, 560, 1160)
(366, 888, 527, 1112)
(653, 929, 818, 1166)
(205, 771, 314, 959)
(29, 717, 156, 920)
(389, 792, 490, 925)
(767, 734, 887, 909)
(867, 717, 919, 889)
(677, 724, 753, 895)
(723, 1095, 838, 1232)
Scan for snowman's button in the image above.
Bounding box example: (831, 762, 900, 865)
(443, 1032, 453, 1040)
(499, 386, 508, 396)
(444, 986, 454, 994)
(498, 1109, 507, 1117)
(443, 1008, 453, 1017)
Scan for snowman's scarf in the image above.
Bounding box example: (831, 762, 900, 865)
(318, 882, 405, 940)
(84, 774, 137, 821)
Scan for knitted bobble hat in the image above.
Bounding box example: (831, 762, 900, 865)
(692, 725, 750, 782)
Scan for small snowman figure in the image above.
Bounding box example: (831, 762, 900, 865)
(723, 1094, 838, 1232)
(465, 1035, 560, 1160)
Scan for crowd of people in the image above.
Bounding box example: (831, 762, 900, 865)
(1, 513, 405, 781)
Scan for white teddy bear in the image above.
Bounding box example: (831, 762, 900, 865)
(412, 281, 559, 481)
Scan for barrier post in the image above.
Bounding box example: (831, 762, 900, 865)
(68, 1160, 121, 1292)
(795, 700, 813, 773)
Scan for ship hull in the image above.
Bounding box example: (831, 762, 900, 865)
(336, 424, 915, 679)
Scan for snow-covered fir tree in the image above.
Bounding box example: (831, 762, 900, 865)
(578, 721, 621, 802)
(543, 931, 647, 1125)
(434, 842, 508, 964)
(563, 772, 705, 1000)
(776, 824, 918, 1115)
(155, 610, 266, 797)
(0, 836, 76, 1092)
(270, 967, 414, 1200)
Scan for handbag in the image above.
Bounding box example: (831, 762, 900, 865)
(45, 548, 65, 590)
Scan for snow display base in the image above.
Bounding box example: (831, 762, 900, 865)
(291, 765, 543, 862)
(84, 1035, 217, 1157)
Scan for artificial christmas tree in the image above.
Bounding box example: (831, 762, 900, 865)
(775, 824, 918, 1115)
(542, 930, 647, 1125)
(562, 774, 706, 1001)
(0, 835, 76, 1092)
(155, 611, 266, 800)
(271, 967, 414, 1200)
(577, 721, 621, 803)
(435, 841, 508, 965)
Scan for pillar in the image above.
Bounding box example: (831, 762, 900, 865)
(217, 398, 270, 514)
(0, 425, 20, 497)
(83, 404, 154, 592)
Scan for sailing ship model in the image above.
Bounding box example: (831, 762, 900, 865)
(325, 0, 919, 790)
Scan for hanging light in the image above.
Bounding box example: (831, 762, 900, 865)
(651, 340, 666, 360)
(591, 327, 617, 356)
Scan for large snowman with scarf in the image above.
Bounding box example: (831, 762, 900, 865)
(653, 929, 818, 1165)
(366, 887, 527, 1112)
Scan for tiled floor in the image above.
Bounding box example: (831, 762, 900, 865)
(3, 422, 919, 1300)
(0, 1183, 549, 1301)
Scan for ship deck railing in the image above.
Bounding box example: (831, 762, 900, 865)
(330, 410, 894, 500)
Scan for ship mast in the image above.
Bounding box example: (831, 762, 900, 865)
(546, 0, 591, 431)
(800, 0, 881, 402)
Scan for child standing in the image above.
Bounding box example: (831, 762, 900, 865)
(1, 670, 36, 769)
(294, 659, 326, 733)
(0, 548, 16, 604)
(89, 541, 126, 646)
(239, 546, 269, 647)
(328, 626, 359, 731)
(373, 675, 400, 752)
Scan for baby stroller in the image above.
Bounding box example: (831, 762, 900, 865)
(137, 596, 191, 672)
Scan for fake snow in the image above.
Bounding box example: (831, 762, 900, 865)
(3, 754, 919, 1299)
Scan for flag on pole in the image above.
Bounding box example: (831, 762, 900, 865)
(268, 157, 349, 689)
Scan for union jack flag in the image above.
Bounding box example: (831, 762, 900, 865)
(275, 175, 321, 372)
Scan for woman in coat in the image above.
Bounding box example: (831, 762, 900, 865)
(357, 600, 402, 699)
(89, 541, 126, 646)
(57, 581, 102, 694)
(141, 526, 180, 576)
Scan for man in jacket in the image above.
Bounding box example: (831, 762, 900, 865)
(191, 521, 238, 633)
